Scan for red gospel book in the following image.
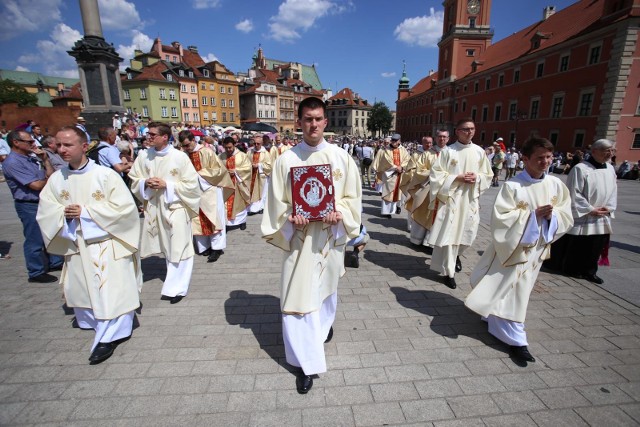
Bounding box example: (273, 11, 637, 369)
(290, 164, 335, 221)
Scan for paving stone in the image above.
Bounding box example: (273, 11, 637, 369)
(529, 409, 589, 426)
(359, 351, 402, 368)
(61, 379, 119, 398)
(490, 390, 547, 413)
(426, 362, 472, 379)
(617, 381, 640, 400)
(0, 402, 27, 425)
(370, 382, 420, 402)
(69, 396, 131, 420)
(160, 376, 211, 394)
(463, 358, 511, 376)
(537, 354, 587, 369)
(574, 405, 638, 426)
(414, 378, 464, 399)
(433, 419, 484, 427)
(482, 414, 537, 427)
(573, 366, 627, 384)
(456, 375, 506, 395)
(446, 395, 501, 418)
(249, 409, 302, 427)
(343, 367, 388, 386)
(400, 398, 455, 422)
(352, 402, 406, 426)
(227, 391, 277, 412)
(302, 406, 355, 427)
(620, 403, 640, 423)
(13, 400, 79, 423)
(384, 364, 430, 382)
(122, 395, 181, 417)
(534, 387, 591, 409)
(276, 389, 326, 409)
(611, 364, 640, 381)
(575, 384, 635, 405)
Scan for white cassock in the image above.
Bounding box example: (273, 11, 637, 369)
(128, 145, 200, 298)
(465, 170, 573, 345)
(427, 141, 493, 277)
(262, 140, 362, 375)
(36, 160, 142, 352)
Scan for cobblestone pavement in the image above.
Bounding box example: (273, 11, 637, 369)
(0, 176, 638, 426)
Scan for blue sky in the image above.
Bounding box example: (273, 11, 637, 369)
(0, 0, 576, 109)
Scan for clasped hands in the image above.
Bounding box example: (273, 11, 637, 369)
(590, 207, 610, 217)
(535, 204, 553, 220)
(288, 211, 343, 230)
(145, 177, 167, 190)
(456, 172, 477, 184)
(64, 204, 82, 220)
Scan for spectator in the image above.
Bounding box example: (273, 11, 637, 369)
(41, 135, 67, 171)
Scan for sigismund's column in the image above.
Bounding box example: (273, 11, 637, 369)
(68, 0, 125, 139)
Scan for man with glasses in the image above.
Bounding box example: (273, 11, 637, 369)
(427, 119, 493, 289)
(128, 122, 200, 304)
(3, 129, 63, 282)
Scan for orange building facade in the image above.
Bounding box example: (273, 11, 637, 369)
(396, 0, 640, 161)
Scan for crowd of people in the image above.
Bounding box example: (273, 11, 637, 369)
(0, 107, 625, 395)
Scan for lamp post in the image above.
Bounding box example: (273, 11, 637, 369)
(510, 110, 527, 148)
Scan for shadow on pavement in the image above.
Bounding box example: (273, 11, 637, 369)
(224, 290, 297, 374)
(363, 247, 431, 280)
(141, 256, 167, 282)
(610, 240, 640, 255)
(389, 286, 504, 352)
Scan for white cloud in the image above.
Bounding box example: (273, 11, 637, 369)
(269, 0, 352, 43)
(235, 19, 254, 33)
(117, 30, 154, 70)
(192, 0, 221, 9)
(0, 0, 63, 40)
(18, 23, 81, 78)
(202, 53, 218, 63)
(98, 0, 143, 31)
(394, 7, 443, 48)
(381, 72, 396, 78)
(15, 65, 30, 72)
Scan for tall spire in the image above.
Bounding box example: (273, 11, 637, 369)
(398, 60, 410, 90)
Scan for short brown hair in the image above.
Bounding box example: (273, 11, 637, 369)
(455, 117, 474, 128)
(297, 97, 326, 119)
(521, 136, 554, 157)
(148, 122, 171, 137)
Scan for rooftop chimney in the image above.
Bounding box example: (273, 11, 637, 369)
(543, 6, 556, 20)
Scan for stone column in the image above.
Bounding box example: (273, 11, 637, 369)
(68, 0, 125, 140)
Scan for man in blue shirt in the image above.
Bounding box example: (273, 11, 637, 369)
(3, 129, 63, 282)
(97, 127, 131, 175)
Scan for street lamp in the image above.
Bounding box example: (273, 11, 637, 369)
(510, 110, 527, 148)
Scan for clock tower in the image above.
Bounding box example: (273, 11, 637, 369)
(437, 0, 493, 81)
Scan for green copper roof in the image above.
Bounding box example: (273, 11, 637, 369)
(0, 69, 78, 88)
(264, 59, 323, 90)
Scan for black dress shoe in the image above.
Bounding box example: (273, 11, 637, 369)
(240, 223, 247, 230)
(199, 248, 212, 257)
(160, 295, 172, 300)
(396, 206, 401, 214)
(258, 209, 264, 214)
(584, 274, 604, 284)
(347, 251, 359, 268)
(170, 295, 184, 304)
(296, 373, 313, 394)
(455, 256, 462, 272)
(28, 273, 58, 283)
(49, 264, 63, 272)
(509, 345, 536, 363)
(207, 250, 223, 263)
(89, 342, 115, 364)
(444, 276, 457, 289)
(325, 326, 334, 343)
(383, 214, 392, 219)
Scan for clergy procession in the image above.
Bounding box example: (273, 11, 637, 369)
(1, 104, 626, 403)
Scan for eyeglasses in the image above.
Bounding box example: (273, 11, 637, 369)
(15, 138, 35, 144)
(180, 142, 193, 147)
(147, 132, 159, 138)
(458, 128, 475, 132)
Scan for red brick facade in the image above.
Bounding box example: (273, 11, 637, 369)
(396, 0, 640, 161)
(0, 103, 81, 136)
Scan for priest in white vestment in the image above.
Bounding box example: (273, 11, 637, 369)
(247, 134, 273, 215)
(427, 119, 493, 289)
(220, 137, 252, 229)
(465, 137, 573, 364)
(544, 139, 617, 284)
(179, 130, 234, 263)
(37, 126, 142, 365)
(128, 122, 200, 304)
(371, 133, 410, 218)
(262, 98, 362, 394)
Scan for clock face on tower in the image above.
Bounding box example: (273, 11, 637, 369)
(467, 0, 480, 15)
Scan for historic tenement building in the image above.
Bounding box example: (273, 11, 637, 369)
(396, 0, 640, 161)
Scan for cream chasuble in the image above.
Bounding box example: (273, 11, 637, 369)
(219, 149, 252, 220)
(128, 145, 201, 262)
(371, 146, 411, 202)
(261, 140, 362, 315)
(37, 160, 142, 320)
(404, 149, 439, 228)
(465, 171, 573, 323)
(427, 141, 493, 247)
(188, 145, 234, 234)
(270, 144, 291, 162)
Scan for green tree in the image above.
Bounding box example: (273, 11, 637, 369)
(0, 79, 38, 107)
(367, 101, 393, 138)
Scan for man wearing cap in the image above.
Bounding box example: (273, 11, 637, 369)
(112, 114, 122, 135)
(427, 118, 493, 289)
(372, 133, 411, 219)
(76, 117, 90, 143)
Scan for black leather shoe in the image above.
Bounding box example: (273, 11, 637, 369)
(198, 248, 212, 256)
(170, 295, 184, 304)
(444, 276, 457, 289)
(160, 295, 172, 300)
(49, 264, 63, 272)
(240, 223, 247, 230)
(584, 274, 604, 285)
(325, 326, 334, 343)
(455, 256, 462, 272)
(258, 209, 264, 214)
(509, 345, 536, 363)
(383, 214, 392, 219)
(396, 206, 401, 214)
(348, 251, 359, 268)
(207, 250, 222, 263)
(89, 342, 115, 364)
(28, 273, 58, 283)
(296, 373, 313, 394)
